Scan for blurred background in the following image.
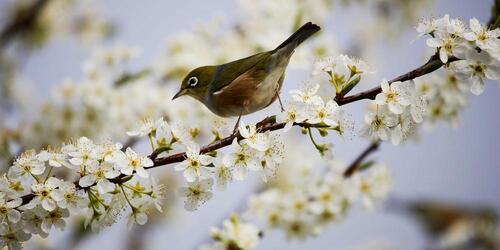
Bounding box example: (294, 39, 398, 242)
(0, 0, 498, 249)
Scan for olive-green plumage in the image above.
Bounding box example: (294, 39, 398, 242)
(173, 22, 321, 117)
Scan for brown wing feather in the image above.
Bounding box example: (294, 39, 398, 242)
(208, 61, 285, 117)
(210, 68, 265, 117)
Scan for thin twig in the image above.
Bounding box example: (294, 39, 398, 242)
(487, 0, 500, 29)
(343, 141, 380, 178)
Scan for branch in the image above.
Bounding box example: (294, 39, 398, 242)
(148, 120, 325, 169)
(335, 53, 458, 105)
(343, 141, 380, 178)
(0, 0, 50, 48)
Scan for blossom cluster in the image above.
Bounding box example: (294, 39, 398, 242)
(127, 117, 285, 211)
(245, 160, 392, 240)
(274, 55, 372, 154)
(360, 79, 425, 145)
(0, 137, 164, 249)
(414, 71, 469, 128)
(304, 54, 422, 146)
(418, 15, 500, 95)
(360, 16, 500, 144)
(8, 44, 170, 153)
(275, 83, 354, 158)
(312, 54, 373, 95)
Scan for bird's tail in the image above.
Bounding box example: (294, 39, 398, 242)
(274, 22, 320, 52)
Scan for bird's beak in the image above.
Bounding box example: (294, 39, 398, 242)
(172, 89, 187, 100)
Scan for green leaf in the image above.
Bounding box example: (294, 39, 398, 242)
(114, 68, 152, 87)
(358, 160, 376, 172)
(340, 75, 361, 96)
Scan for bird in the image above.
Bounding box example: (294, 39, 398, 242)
(172, 22, 320, 132)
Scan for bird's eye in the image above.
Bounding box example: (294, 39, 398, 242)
(188, 77, 198, 87)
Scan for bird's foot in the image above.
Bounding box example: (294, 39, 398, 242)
(277, 94, 286, 112)
(232, 112, 243, 136)
(232, 127, 239, 137)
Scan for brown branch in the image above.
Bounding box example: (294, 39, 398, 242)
(335, 53, 458, 105)
(148, 120, 326, 169)
(343, 141, 380, 178)
(0, 0, 50, 47)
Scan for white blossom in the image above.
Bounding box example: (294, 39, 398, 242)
(375, 80, 412, 114)
(212, 154, 234, 190)
(174, 143, 213, 182)
(226, 140, 261, 181)
(25, 177, 62, 211)
(40, 207, 69, 233)
(0, 223, 31, 249)
(453, 50, 500, 95)
(116, 148, 153, 178)
(360, 107, 398, 141)
(289, 83, 322, 106)
(55, 182, 87, 213)
(0, 194, 21, 223)
(155, 119, 175, 148)
(409, 86, 428, 123)
(356, 164, 392, 210)
(206, 214, 260, 250)
(127, 202, 149, 228)
(37, 149, 68, 168)
(426, 32, 466, 63)
(179, 178, 214, 211)
(463, 18, 500, 51)
(9, 150, 46, 179)
(391, 110, 416, 145)
(259, 136, 284, 182)
(126, 118, 163, 137)
(78, 162, 119, 194)
(239, 122, 270, 151)
(64, 137, 101, 169)
(275, 103, 307, 132)
(307, 99, 339, 127)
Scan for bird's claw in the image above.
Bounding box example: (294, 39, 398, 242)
(232, 127, 239, 136)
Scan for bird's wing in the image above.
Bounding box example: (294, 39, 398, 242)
(209, 52, 271, 93)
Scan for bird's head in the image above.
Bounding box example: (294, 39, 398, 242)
(172, 66, 217, 102)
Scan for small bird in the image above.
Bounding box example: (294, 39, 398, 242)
(172, 22, 320, 130)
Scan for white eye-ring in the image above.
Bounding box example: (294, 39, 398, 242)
(188, 76, 198, 87)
